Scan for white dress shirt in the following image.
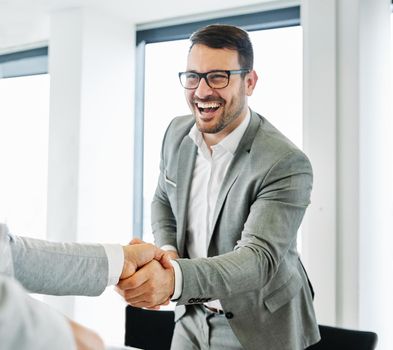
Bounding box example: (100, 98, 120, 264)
(167, 109, 251, 307)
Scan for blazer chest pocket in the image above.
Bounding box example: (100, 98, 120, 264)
(164, 170, 177, 188)
(164, 170, 177, 214)
(264, 273, 303, 313)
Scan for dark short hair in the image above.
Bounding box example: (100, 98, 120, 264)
(189, 24, 254, 70)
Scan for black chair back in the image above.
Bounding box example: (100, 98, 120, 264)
(308, 325, 378, 350)
(125, 306, 175, 350)
(125, 309, 378, 350)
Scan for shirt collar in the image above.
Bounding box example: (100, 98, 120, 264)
(189, 108, 251, 155)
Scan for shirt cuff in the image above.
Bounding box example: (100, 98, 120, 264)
(102, 244, 124, 286)
(160, 244, 178, 252)
(159, 245, 181, 300)
(170, 260, 183, 300)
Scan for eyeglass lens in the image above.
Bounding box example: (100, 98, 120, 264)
(181, 71, 229, 89)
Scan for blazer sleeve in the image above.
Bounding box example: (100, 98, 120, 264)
(10, 235, 109, 296)
(151, 119, 178, 249)
(0, 275, 76, 350)
(175, 150, 313, 303)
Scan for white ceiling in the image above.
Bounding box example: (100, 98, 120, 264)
(0, 0, 291, 52)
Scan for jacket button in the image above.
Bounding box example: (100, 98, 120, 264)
(225, 312, 234, 319)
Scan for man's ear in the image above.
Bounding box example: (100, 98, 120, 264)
(245, 70, 258, 96)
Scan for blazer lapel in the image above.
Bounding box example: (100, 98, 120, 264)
(176, 135, 197, 256)
(207, 111, 261, 247)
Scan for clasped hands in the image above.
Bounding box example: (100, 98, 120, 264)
(117, 239, 178, 309)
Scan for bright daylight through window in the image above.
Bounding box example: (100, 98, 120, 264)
(0, 74, 50, 240)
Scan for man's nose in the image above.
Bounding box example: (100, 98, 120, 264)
(195, 77, 214, 98)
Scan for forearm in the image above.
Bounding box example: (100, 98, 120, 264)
(174, 248, 266, 302)
(10, 235, 109, 296)
(175, 197, 309, 303)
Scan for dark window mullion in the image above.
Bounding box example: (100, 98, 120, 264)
(0, 47, 48, 79)
(137, 6, 300, 44)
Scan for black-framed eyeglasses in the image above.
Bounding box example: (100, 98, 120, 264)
(178, 69, 250, 90)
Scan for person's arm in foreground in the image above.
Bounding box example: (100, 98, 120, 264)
(0, 274, 103, 350)
(1, 240, 163, 349)
(9, 233, 164, 296)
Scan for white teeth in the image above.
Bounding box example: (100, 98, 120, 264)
(196, 102, 220, 108)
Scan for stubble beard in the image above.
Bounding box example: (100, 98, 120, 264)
(193, 84, 246, 134)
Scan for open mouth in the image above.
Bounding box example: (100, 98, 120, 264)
(195, 101, 222, 114)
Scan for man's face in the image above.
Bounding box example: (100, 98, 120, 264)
(184, 44, 257, 140)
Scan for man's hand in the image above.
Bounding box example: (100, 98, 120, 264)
(121, 243, 165, 280)
(117, 258, 175, 309)
(68, 319, 105, 350)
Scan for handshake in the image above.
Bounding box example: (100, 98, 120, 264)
(117, 239, 179, 309)
(58, 239, 180, 350)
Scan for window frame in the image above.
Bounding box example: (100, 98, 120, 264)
(133, 6, 301, 237)
(0, 47, 48, 79)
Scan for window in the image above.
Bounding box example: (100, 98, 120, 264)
(142, 40, 190, 242)
(136, 7, 302, 241)
(0, 49, 49, 239)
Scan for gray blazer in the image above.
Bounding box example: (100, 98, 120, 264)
(152, 110, 320, 350)
(0, 223, 108, 350)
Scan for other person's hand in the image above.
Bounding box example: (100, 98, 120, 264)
(120, 242, 165, 280)
(68, 319, 105, 350)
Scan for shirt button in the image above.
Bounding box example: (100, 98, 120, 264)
(225, 312, 234, 319)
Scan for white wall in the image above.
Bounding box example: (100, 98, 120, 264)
(302, 0, 337, 325)
(357, 0, 392, 343)
(302, 1, 393, 349)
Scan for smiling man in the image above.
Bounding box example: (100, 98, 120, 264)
(118, 24, 320, 350)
